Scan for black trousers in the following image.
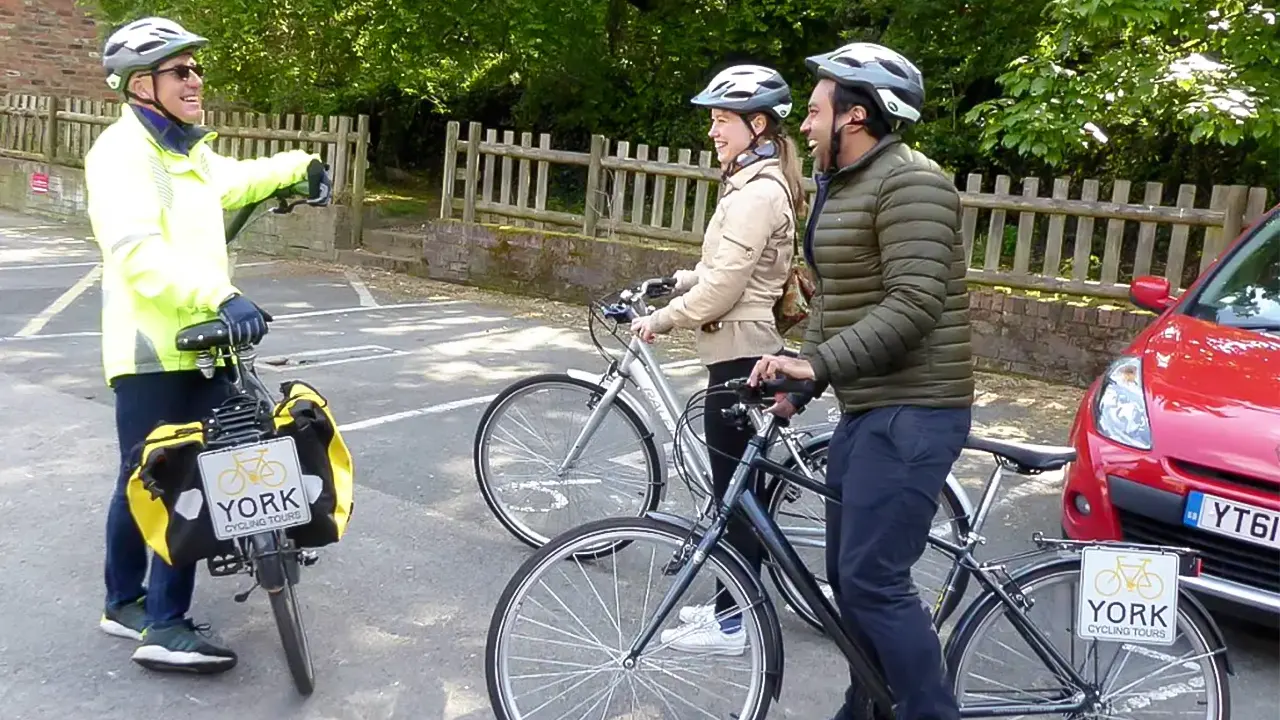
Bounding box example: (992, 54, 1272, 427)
(703, 356, 766, 622)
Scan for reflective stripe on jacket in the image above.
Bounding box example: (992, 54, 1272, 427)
(84, 105, 318, 384)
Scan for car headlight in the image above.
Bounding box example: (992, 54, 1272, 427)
(1093, 355, 1152, 450)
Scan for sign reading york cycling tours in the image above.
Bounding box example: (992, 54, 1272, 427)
(1077, 546, 1180, 646)
(197, 436, 312, 541)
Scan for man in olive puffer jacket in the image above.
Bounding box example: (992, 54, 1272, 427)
(751, 42, 973, 720)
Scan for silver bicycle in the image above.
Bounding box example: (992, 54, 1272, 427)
(472, 277, 973, 627)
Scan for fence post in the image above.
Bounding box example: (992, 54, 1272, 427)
(583, 134, 605, 237)
(43, 95, 59, 162)
(463, 121, 482, 223)
(440, 121, 460, 219)
(349, 114, 369, 249)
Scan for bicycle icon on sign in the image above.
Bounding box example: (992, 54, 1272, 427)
(1094, 555, 1165, 600)
(218, 447, 289, 496)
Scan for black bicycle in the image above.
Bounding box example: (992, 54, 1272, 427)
(484, 377, 1233, 719)
(166, 182, 327, 695)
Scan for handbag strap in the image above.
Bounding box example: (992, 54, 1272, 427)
(742, 172, 799, 256)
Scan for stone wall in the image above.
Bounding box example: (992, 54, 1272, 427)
(0, 0, 114, 100)
(0, 154, 348, 261)
(355, 220, 1157, 387)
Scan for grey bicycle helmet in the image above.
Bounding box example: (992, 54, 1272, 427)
(805, 42, 924, 127)
(102, 17, 208, 91)
(691, 64, 793, 121)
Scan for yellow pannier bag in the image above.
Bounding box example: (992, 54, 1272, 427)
(125, 380, 355, 567)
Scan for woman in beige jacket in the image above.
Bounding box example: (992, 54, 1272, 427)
(631, 63, 807, 655)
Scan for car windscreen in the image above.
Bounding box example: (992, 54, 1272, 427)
(1187, 212, 1280, 332)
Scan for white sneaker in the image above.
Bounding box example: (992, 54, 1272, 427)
(659, 623, 746, 656)
(677, 603, 716, 626)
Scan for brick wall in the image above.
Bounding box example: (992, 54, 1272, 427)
(0, 0, 114, 100)
(969, 290, 1156, 386)
(352, 220, 1158, 388)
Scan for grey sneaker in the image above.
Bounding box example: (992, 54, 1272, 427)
(131, 620, 237, 674)
(100, 596, 147, 641)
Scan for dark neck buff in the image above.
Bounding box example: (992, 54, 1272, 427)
(131, 104, 208, 156)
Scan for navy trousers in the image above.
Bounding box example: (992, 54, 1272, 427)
(825, 404, 972, 720)
(104, 369, 236, 629)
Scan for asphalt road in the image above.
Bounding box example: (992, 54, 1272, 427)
(0, 208, 1275, 720)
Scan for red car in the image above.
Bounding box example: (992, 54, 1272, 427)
(1061, 203, 1280, 622)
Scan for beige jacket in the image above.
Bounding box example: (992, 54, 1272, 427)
(648, 158, 796, 366)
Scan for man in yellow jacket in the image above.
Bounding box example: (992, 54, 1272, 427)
(85, 17, 331, 675)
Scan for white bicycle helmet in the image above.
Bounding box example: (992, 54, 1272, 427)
(691, 64, 793, 121)
(805, 42, 924, 128)
(102, 17, 208, 91)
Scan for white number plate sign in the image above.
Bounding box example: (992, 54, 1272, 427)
(1077, 546, 1180, 646)
(197, 436, 312, 541)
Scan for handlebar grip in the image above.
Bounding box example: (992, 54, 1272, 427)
(759, 378, 817, 396)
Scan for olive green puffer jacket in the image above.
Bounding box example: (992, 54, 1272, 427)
(799, 135, 974, 413)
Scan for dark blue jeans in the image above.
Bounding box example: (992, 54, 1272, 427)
(105, 369, 236, 629)
(825, 404, 972, 720)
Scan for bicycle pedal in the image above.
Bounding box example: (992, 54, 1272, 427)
(207, 553, 244, 577)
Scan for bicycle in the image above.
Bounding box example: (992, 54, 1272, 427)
(160, 181, 332, 695)
(484, 377, 1233, 719)
(471, 275, 975, 624)
(217, 446, 288, 495)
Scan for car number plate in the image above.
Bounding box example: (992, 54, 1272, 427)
(1182, 490, 1280, 550)
(1077, 545, 1180, 646)
(197, 436, 312, 541)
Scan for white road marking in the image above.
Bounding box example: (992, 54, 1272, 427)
(271, 300, 459, 321)
(236, 261, 277, 269)
(339, 394, 497, 432)
(344, 268, 379, 307)
(0, 261, 100, 271)
(15, 264, 101, 337)
(259, 344, 406, 371)
(0, 330, 101, 342)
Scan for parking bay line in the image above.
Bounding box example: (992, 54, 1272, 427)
(14, 264, 102, 337)
(339, 394, 497, 432)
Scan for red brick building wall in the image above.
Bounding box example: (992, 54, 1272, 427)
(0, 0, 115, 100)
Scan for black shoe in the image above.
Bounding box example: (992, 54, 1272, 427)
(100, 596, 148, 641)
(131, 619, 237, 674)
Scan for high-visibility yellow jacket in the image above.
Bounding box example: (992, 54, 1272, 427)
(84, 105, 319, 385)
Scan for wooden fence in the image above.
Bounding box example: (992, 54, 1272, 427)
(0, 93, 370, 211)
(441, 120, 1277, 299)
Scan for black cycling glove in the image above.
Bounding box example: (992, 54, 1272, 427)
(218, 294, 273, 346)
(306, 159, 332, 206)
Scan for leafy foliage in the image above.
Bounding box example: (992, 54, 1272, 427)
(84, 0, 1276, 186)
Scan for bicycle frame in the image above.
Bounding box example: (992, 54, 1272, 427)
(622, 401, 1165, 718)
(560, 283, 826, 503)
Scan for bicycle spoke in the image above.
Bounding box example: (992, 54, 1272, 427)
(631, 665, 724, 720)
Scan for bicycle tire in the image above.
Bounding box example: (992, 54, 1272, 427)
(254, 532, 315, 696)
(944, 556, 1231, 718)
(473, 373, 663, 559)
(484, 515, 781, 720)
(764, 438, 973, 633)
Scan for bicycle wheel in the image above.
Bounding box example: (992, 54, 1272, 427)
(764, 439, 972, 633)
(252, 532, 315, 696)
(474, 373, 663, 559)
(946, 557, 1230, 719)
(485, 515, 781, 720)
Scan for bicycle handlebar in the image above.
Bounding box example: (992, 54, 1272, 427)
(725, 376, 817, 403)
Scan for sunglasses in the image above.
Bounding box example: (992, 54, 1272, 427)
(155, 64, 204, 81)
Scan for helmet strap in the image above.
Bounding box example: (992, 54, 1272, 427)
(723, 114, 777, 178)
(826, 119, 866, 174)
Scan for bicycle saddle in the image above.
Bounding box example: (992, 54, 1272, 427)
(175, 319, 232, 352)
(965, 434, 1077, 473)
